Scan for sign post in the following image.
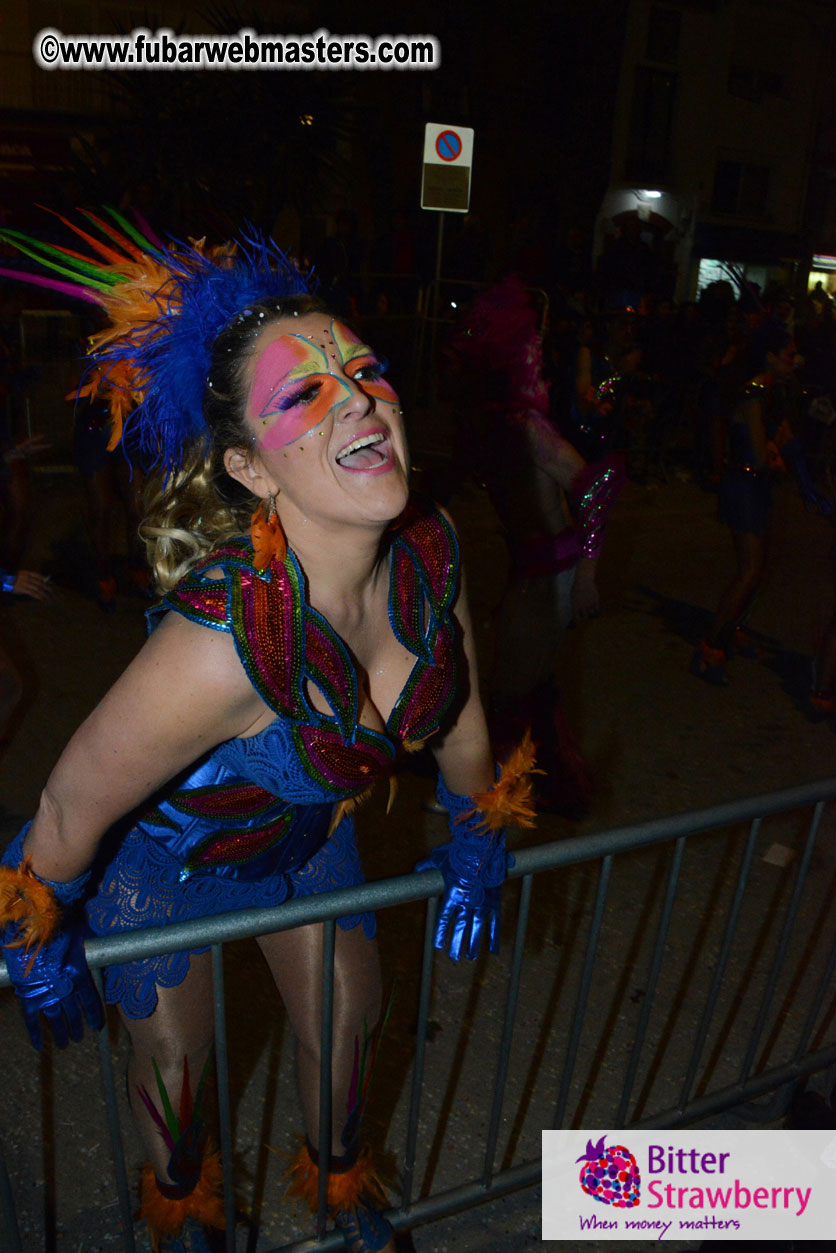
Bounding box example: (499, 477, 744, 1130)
(421, 123, 474, 214)
(421, 121, 475, 296)
(418, 123, 475, 399)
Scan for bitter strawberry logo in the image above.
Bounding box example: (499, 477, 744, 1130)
(577, 1135, 641, 1207)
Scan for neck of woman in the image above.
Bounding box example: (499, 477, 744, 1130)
(282, 511, 392, 610)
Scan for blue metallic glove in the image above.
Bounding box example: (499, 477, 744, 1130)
(1, 823, 103, 1050)
(415, 773, 515, 962)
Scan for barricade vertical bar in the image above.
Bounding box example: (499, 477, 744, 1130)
(678, 819, 761, 1109)
(739, 802, 823, 1081)
(0, 1135, 23, 1253)
(90, 969, 136, 1253)
(616, 836, 685, 1126)
(400, 894, 439, 1210)
(482, 874, 532, 1186)
(316, 918, 337, 1238)
(793, 918, 836, 1063)
(553, 855, 613, 1128)
(211, 943, 236, 1253)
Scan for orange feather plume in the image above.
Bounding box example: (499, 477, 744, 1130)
(283, 1141, 388, 1215)
(250, 499, 287, 569)
(85, 241, 237, 365)
(139, 1147, 225, 1251)
(72, 359, 145, 450)
(458, 729, 541, 835)
(0, 861, 62, 971)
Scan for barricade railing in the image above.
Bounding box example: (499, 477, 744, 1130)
(2, 776, 836, 1251)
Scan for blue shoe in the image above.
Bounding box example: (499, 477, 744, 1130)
(159, 1216, 215, 1253)
(334, 1200, 394, 1251)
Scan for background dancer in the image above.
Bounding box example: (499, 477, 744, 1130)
(450, 278, 623, 815)
(691, 324, 828, 685)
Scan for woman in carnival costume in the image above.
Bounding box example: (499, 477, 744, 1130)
(449, 278, 624, 815)
(0, 212, 537, 1252)
(691, 322, 832, 686)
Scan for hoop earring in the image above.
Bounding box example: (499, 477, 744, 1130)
(250, 491, 287, 569)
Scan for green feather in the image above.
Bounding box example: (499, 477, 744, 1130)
(152, 1057, 182, 1144)
(193, 1044, 215, 1120)
(0, 230, 118, 292)
(0, 230, 122, 285)
(103, 204, 157, 252)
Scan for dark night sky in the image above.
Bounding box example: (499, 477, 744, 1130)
(9, 1, 627, 261)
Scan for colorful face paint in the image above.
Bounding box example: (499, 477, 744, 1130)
(250, 335, 350, 450)
(332, 322, 400, 405)
(249, 320, 399, 451)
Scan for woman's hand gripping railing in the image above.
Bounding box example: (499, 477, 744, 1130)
(415, 734, 539, 961)
(0, 822, 103, 1049)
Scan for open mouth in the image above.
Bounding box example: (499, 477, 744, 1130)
(335, 430, 393, 472)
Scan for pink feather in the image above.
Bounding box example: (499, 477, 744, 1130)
(0, 268, 102, 304)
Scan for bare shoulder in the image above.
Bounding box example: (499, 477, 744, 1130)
(110, 607, 264, 742)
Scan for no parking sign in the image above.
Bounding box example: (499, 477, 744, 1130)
(421, 123, 474, 212)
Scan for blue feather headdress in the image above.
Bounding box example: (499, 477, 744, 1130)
(0, 207, 313, 473)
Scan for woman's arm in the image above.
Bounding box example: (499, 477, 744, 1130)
(745, 396, 769, 469)
(430, 563, 494, 795)
(524, 411, 587, 493)
(22, 611, 268, 882)
(421, 517, 536, 960)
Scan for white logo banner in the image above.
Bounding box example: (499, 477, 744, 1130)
(542, 1129, 836, 1241)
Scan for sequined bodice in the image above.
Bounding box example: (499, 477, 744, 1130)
(137, 498, 459, 880)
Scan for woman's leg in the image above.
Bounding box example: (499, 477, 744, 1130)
(258, 921, 394, 1251)
(119, 952, 223, 1250)
(119, 952, 216, 1181)
(710, 529, 767, 649)
(256, 921, 382, 1157)
(692, 528, 767, 683)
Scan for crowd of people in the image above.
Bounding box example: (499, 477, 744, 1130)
(554, 280, 836, 661)
(542, 278, 836, 492)
(434, 270, 836, 812)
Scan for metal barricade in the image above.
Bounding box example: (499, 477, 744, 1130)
(2, 777, 836, 1251)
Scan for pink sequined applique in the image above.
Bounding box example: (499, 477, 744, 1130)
(186, 810, 293, 871)
(296, 723, 392, 793)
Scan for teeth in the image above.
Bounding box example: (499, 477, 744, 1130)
(336, 432, 385, 462)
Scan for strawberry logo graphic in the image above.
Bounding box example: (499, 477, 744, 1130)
(577, 1135, 641, 1207)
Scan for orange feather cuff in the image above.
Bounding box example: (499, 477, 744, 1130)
(139, 1147, 225, 1251)
(459, 729, 541, 835)
(0, 860, 62, 967)
(284, 1141, 388, 1215)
